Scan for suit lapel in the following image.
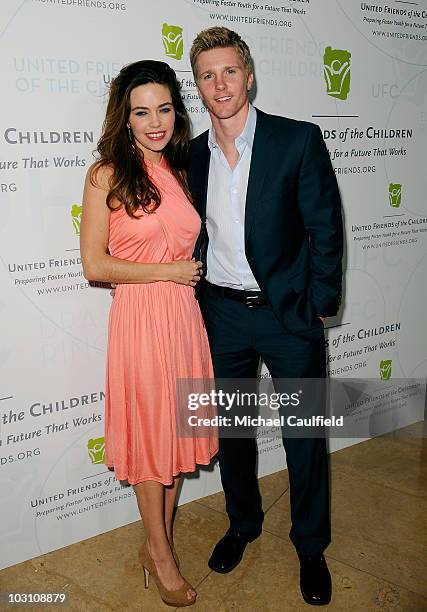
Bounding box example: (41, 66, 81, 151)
(195, 135, 210, 222)
(245, 110, 274, 243)
(191, 134, 210, 269)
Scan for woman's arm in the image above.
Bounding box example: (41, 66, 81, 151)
(80, 164, 201, 286)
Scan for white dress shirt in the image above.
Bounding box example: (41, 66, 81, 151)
(206, 104, 260, 290)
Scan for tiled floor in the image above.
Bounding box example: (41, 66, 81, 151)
(2, 422, 426, 611)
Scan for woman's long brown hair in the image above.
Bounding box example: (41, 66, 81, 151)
(92, 60, 192, 216)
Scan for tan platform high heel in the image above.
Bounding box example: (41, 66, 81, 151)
(143, 539, 179, 568)
(139, 542, 196, 608)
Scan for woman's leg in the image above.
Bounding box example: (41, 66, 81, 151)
(164, 475, 182, 546)
(133, 480, 196, 598)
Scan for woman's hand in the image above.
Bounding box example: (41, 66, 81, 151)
(167, 260, 203, 286)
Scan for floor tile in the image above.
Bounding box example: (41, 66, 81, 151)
(189, 530, 426, 612)
(263, 469, 426, 597)
(330, 427, 426, 498)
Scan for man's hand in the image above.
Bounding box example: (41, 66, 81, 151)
(318, 316, 326, 325)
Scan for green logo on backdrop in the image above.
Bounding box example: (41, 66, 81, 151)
(87, 437, 105, 464)
(380, 359, 392, 380)
(162, 23, 184, 60)
(323, 47, 351, 100)
(71, 204, 83, 235)
(389, 183, 402, 208)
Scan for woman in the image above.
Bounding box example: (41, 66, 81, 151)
(80, 60, 218, 607)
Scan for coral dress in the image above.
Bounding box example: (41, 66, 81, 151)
(104, 158, 218, 485)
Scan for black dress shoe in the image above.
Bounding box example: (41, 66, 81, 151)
(299, 553, 332, 605)
(208, 529, 261, 574)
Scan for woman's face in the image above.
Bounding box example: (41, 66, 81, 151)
(128, 83, 175, 162)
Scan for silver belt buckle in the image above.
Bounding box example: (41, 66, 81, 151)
(245, 294, 261, 308)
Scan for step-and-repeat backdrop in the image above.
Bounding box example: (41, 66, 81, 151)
(0, 0, 426, 568)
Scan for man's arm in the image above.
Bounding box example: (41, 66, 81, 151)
(297, 124, 343, 317)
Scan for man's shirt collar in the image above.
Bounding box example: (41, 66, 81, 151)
(208, 104, 257, 153)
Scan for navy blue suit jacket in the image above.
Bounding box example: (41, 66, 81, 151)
(188, 108, 343, 340)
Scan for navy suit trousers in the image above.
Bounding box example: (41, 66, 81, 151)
(201, 284, 331, 555)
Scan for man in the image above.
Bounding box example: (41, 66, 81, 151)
(188, 27, 343, 606)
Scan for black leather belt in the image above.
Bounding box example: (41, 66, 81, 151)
(206, 282, 268, 308)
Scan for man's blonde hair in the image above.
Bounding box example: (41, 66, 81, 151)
(190, 27, 254, 79)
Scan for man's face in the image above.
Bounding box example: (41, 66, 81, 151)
(195, 46, 253, 121)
